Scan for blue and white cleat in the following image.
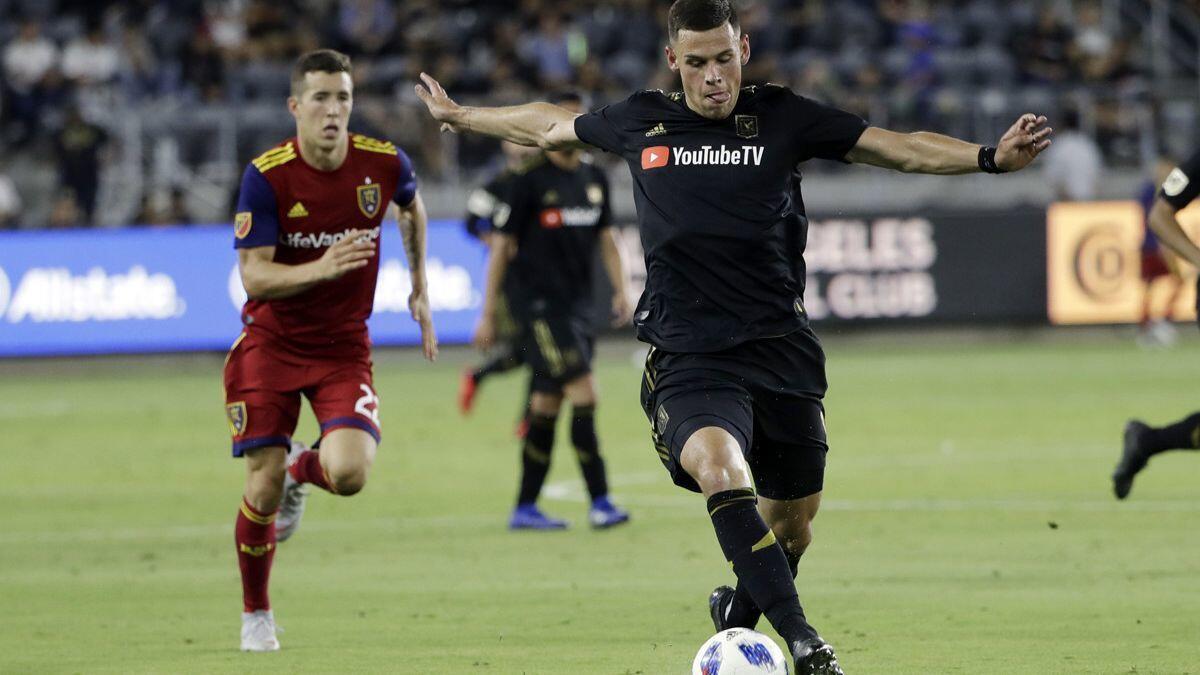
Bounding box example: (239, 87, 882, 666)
(508, 503, 569, 530)
(588, 496, 630, 529)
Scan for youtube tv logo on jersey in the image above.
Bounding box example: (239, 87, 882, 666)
(641, 146, 669, 170)
(641, 144, 765, 170)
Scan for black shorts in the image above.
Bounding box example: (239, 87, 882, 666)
(640, 328, 829, 500)
(518, 315, 594, 393)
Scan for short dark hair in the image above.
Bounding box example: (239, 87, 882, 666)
(668, 0, 740, 42)
(290, 49, 352, 97)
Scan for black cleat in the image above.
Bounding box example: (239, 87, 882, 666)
(708, 585, 735, 632)
(793, 637, 844, 675)
(1113, 420, 1151, 500)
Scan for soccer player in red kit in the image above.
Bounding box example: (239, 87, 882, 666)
(224, 49, 437, 651)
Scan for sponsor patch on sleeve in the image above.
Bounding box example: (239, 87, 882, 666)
(234, 212, 253, 239)
(1163, 168, 1190, 197)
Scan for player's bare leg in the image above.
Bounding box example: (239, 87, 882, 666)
(315, 428, 377, 495)
(238, 445, 286, 652)
(510, 391, 568, 529)
(562, 374, 629, 528)
(287, 427, 376, 496)
(681, 428, 841, 674)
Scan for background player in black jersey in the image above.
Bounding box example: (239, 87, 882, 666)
(475, 92, 634, 530)
(1114, 147, 1200, 499)
(459, 140, 538, 423)
(416, 1, 1050, 671)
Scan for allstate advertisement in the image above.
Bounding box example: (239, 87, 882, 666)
(0, 221, 485, 357)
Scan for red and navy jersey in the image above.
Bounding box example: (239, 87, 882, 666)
(233, 134, 417, 357)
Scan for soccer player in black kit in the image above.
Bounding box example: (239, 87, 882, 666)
(459, 140, 538, 418)
(417, 1, 1051, 671)
(475, 92, 634, 530)
(1113, 147, 1200, 499)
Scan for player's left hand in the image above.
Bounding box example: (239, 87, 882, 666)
(409, 288, 438, 361)
(610, 293, 633, 328)
(995, 114, 1053, 172)
(414, 73, 464, 134)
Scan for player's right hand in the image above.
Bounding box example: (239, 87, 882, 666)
(414, 73, 464, 134)
(316, 229, 375, 281)
(472, 315, 496, 351)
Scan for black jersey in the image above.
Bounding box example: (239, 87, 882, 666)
(574, 85, 867, 352)
(1161, 148, 1200, 210)
(494, 155, 612, 319)
(464, 169, 517, 239)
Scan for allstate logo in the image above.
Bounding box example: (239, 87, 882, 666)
(0, 265, 9, 317)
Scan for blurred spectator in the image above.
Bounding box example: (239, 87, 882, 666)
(0, 167, 21, 229)
(1041, 108, 1103, 202)
(1016, 7, 1073, 84)
(522, 13, 577, 88)
(136, 187, 192, 226)
(1070, 1, 1132, 84)
(55, 106, 111, 226)
(181, 31, 226, 102)
(337, 0, 399, 56)
(3, 19, 60, 144)
(47, 190, 84, 229)
(60, 18, 121, 86)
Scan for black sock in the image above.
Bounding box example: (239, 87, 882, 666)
(1145, 413, 1200, 454)
(570, 405, 608, 499)
(726, 548, 801, 629)
(517, 414, 556, 506)
(707, 489, 816, 645)
(474, 344, 522, 384)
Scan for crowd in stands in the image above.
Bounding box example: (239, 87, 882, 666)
(0, 0, 1187, 228)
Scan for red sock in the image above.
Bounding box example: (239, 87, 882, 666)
(288, 450, 336, 493)
(235, 498, 276, 613)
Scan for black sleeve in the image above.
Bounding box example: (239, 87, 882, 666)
(494, 171, 533, 241)
(1160, 148, 1200, 210)
(788, 92, 869, 163)
(573, 94, 640, 155)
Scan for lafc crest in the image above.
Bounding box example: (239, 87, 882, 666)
(226, 401, 247, 436)
(357, 182, 382, 218)
(735, 115, 758, 139)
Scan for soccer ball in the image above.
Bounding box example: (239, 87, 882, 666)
(691, 628, 790, 674)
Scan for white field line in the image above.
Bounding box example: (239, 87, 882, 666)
(2, 472, 1197, 546)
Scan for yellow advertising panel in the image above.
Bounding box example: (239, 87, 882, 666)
(1047, 201, 1198, 325)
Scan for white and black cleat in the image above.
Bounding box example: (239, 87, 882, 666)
(793, 637, 844, 675)
(276, 440, 310, 542)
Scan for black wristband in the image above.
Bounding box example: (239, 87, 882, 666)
(978, 145, 1005, 174)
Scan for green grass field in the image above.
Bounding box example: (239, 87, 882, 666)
(2, 333, 1199, 674)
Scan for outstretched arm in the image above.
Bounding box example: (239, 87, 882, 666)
(414, 73, 585, 150)
(846, 114, 1053, 175)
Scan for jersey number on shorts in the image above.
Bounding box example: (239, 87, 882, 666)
(355, 384, 381, 428)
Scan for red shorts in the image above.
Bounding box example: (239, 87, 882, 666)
(1141, 251, 1172, 281)
(222, 331, 381, 457)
